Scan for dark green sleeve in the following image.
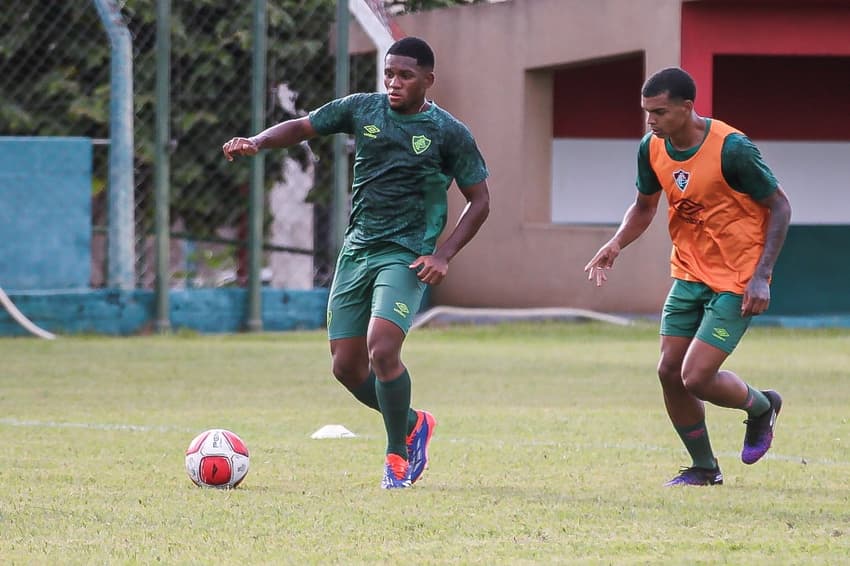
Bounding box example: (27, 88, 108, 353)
(307, 93, 366, 135)
(444, 123, 489, 188)
(720, 133, 779, 200)
(636, 132, 662, 195)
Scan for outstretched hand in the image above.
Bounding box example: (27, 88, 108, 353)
(222, 137, 259, 161)
(583, 240, 621, 287)
(410, 255, 448, 285)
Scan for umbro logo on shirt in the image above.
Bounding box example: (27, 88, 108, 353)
(363, 124, 380, 138)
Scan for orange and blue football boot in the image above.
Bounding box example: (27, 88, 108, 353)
(381, 453, 412, 489)
(406, 410, 436, 484)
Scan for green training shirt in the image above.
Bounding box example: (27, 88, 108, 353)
(308, 92, 489, 256)
(636, 119, 778, 199)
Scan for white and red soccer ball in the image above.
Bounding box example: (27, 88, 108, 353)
(185, 429, 250, 488)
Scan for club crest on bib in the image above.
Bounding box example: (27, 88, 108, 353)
(673, 169, 691, 192)
(411, 135, 431, 155)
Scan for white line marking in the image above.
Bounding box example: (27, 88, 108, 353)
(0, 418, 190, 433)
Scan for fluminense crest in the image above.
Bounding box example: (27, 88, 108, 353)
(411, 135, 431, 155)
(672, 169, 691, 191)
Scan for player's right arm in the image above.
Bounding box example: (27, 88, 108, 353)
(584, 191, 661, 286)
(584, 134, 661, 286)
(222, 116, 318, 161)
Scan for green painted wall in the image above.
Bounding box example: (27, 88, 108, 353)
(770, 225, 850, 315)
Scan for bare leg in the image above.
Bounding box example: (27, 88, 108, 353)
(330, 336, 376, 409)
(681, 339, 748, 408)
(366, 317, 406, 381)
(658, 335, 717, 471)
(658, 335, 704, 426)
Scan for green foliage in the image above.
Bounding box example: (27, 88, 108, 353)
(0, 0, 482, 241)
(387, 0, 486, 13)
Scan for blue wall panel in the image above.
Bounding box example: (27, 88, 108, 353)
(0, 137, 92, 290)
(0, 288, 329, 337)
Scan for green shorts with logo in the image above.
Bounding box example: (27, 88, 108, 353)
(660, 279, 752, 354)
(327, 242, 426, 340)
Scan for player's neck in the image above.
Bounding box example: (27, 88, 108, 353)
(393, 98, 430, 116)
(668, 114, 707, 151)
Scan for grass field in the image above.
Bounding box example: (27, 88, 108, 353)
(1, 322, 849, 564)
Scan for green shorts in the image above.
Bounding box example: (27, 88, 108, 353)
(327, 242, 426, 340)
(660, 279, 751, 354)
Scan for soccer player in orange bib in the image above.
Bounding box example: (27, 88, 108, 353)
(584, 67, 792, 486)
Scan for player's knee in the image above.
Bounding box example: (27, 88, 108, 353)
(681, 371, 711, 397)
(368, 342, 401, 378)
(331, 356, 365, 388)
(657, 360, 682, 388)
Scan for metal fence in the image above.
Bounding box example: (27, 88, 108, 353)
(1, 0, 376, 291)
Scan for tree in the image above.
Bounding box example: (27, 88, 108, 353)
(0, 0, 484, 285)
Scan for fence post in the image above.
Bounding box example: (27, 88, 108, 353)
(92, 0, 135, 290)
(247, 0, 268, 332)
(332, 0, 350, 261)
(154, 0, 172, 332)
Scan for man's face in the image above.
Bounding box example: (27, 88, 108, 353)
(383, 54, 434, 113)
(642, 92, 692, 138)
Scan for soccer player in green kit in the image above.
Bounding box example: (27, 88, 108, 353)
(222, 37, 490, 489)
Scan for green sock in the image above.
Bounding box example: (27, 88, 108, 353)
(349, 372, 418, 433)
(674, 421, 717, 469)
(741, 385, 771, 418)
(375, 369, 412, 459)
(350, 372, 381, 411)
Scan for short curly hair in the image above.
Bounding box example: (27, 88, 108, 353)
(642, 67, 696, 102)
(387, 37, 435, 69)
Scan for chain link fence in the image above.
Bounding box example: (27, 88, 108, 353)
(1, 0, 376, 291)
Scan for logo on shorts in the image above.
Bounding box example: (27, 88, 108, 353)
(411, 135, 431, 155)
(712, 327, 730, 341)
(393, 302, 410, 318)
(672, 169, 691, 192)
(327, 310, 333, 327)
(363, 124, 380, 138)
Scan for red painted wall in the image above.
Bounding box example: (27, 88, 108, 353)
(713, 55, 850, 140)
(552, 53, 645, 138)
(681, 1, 850, 116)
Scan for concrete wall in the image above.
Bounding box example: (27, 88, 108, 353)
(0, 288, 329, 337)
(0, 137, 92, 290)
(350, 0, 850, 318)
(387, 0, 684, 313)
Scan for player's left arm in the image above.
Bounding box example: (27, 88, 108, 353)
(744, 187, 792, 316)
(410, 180, 490, 285)
(723, 134, 793, 316)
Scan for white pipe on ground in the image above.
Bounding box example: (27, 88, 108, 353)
(0, 287, 57, 340)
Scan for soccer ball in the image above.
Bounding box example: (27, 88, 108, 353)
(185, 429, 250, 488)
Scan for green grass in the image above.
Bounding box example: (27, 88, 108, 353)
(1, 322, 849, 564)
